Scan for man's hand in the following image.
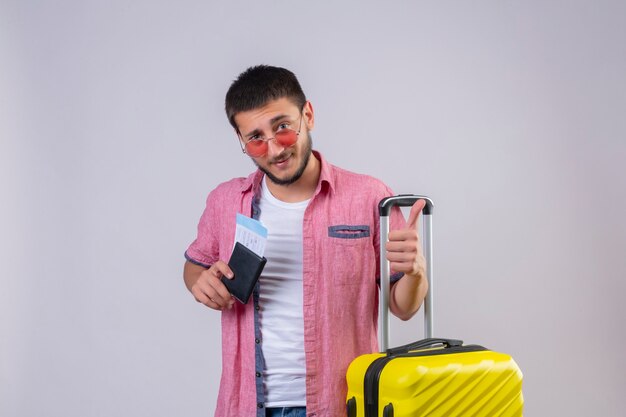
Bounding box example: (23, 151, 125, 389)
(386, 199, 429, 320)
(386, 199, 427, 279)
(185, 261, 235, 311)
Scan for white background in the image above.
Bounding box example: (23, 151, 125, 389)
(1, 1, 625, 416)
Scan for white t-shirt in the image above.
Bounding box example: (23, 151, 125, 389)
(258, 176, 310, 407)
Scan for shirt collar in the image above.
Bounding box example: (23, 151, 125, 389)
(314, 150, 335, 196)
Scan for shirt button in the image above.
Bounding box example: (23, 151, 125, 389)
(256, 372, 261, 377)
(255, 305, 260, 311)
(257, 403, 264, 409)
(255, 338, 260, 344)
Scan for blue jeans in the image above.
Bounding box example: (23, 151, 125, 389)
(265, 407, 306, 417)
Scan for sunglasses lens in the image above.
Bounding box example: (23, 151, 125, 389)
(244, 130, 299, 157)
(275, 130, 298, 147)
(245, 140, 267, 157)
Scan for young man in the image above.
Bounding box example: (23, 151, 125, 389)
(183, 65, 428, 417)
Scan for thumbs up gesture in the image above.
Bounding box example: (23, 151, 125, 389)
(386, 199, 427, 279)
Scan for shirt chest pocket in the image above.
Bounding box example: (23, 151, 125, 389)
(325, 225, 373, 286)
(328, 225, 371, 240)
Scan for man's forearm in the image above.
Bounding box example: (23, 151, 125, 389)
(389, 272, 429, 321)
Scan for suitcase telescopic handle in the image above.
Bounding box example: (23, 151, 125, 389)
(379, 195, 434, 216)
(378, 195, 434, 351)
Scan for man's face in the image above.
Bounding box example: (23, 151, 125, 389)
(234, 97, 315, 186)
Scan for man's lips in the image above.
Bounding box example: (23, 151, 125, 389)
(270, 153, 291, 165)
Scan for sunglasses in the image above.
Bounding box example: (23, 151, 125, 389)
(239, 112, 303, 157)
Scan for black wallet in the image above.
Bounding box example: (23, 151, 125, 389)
(221, 242, 267, 304)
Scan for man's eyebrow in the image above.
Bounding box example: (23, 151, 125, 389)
(242, 114, 291, 138)
(269, 113, 290, 125)
(242, 128, 262, 139)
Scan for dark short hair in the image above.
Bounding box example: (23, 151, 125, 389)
(225, 65, 307, 130)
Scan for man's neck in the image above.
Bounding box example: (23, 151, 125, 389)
(265, 153, 321, 203)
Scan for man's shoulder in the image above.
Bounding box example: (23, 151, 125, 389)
(212, 175, 251, 192)
(206, 171, 259, 202)
(328, 163, 392, 194)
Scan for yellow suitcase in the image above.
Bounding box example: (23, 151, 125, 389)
(346, 338, 524, 417)
(346, 196, 524, 417)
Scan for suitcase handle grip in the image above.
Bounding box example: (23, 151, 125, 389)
(379, 195, 434, 216)
(386, 338, 463, 355)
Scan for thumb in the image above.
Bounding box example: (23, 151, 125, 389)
(406, 199, 426, 228)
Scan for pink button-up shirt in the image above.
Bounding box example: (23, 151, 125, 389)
(185, 152, 405, 417)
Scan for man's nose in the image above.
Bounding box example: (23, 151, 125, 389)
(266, 136, 286, 155)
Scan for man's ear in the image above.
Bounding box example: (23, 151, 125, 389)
(303, 100, 315, 131)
